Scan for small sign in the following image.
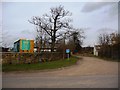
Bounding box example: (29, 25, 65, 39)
(21, 40, 30, 50)
(66, 49, 70, 54)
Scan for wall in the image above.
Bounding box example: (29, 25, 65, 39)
(2, 52, 63, 64)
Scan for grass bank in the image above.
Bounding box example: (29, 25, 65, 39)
(2, 56, 80, 72)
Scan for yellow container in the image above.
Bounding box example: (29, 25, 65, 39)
(14, 39, 34, 53)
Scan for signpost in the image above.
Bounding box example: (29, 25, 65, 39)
(66, 49, 70, 60)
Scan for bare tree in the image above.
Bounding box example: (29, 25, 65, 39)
(29, 5, 73, 52)
(110, 33, 120, 45)
(98, 33, 111, 46)
(34, 26, 50, 52)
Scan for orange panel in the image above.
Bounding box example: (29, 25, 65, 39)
(19, 39, 34, 53)
(30, 40, 34, 53)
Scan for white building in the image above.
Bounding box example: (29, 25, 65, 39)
(94, 45, 101, 56)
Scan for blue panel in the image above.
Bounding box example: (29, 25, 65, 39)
(66, 49, 70, 53)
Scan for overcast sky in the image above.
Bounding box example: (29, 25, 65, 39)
(2, 1, 119, 47)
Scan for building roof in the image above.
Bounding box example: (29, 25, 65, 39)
(14, 39, 34, 44)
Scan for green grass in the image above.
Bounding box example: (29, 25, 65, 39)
(2, 56, 80, 72)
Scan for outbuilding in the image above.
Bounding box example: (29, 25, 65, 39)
(14, 39, 34, 53)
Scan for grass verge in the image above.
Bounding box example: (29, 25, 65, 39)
(2, 56, 80, 72)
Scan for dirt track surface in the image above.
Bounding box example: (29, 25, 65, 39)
(2, 56, 118, 88)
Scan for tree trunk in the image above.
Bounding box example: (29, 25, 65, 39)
(51, 35, 56, 52)
(51, 40, 55, 52)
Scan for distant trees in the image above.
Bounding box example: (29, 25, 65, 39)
(29, 5, 84, 52)
(1, 30, 11, 48)
(98, 32, 120, 46)
(67, 30, 84, 53)
(98, 33, 111, 45)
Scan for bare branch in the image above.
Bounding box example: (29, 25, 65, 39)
(29, 5, 84, 52)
